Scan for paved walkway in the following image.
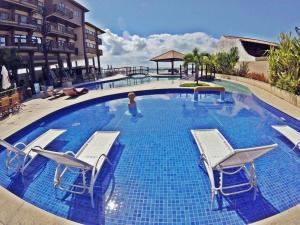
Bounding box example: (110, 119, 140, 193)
(217, 75, 300, 120)
(0, 77, 299, 225)
(0, 187, 79, 225)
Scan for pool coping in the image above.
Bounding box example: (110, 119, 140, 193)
(0, 78, 299, 225)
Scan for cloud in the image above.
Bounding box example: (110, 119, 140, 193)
(100, 30, 219, 67)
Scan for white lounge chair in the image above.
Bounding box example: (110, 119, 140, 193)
(272, 125, 300, 150)
(0, 129, 66, 174)
(191, 129, 277, 208)
(32, 131, 120, 207)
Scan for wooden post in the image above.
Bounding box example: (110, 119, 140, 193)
(171, 60, 174, 75)
(156, 61, 159, 75)
(192, 64, 194, 75)
(180, 65, 182, 79)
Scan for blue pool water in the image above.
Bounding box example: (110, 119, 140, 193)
(77, 76, 179, 90)
(0, 89, 300, 225)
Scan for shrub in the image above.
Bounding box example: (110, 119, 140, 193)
(246, 72, 268, 83)
(232, 62, 249, 76)
(268, 31, 300, 94)
(215, 47, 239, 74)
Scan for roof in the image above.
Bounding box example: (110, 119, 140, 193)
(150, 50, 184, 62)
(85, 22, 106, 34)
(69, 0, 89, 12)
(223, 35, 279, 47)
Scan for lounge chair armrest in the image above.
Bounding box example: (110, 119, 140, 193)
(13, 142, 27, 150)
(201, 153, 211, 167)
(64, 151, 76, 156)
(26, 145, 43, 160)
(93, 154, 112, 176)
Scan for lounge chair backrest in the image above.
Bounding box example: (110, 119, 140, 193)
(0, 139, 24, 155)
(217, 144, 278, 168)
(32, 148, 92, 170)
(272, 125, 300, 146)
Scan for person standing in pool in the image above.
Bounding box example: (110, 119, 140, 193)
(128, 92, 142, 118)
(128, 92, 138, 116)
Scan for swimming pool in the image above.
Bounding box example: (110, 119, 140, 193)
(77, 75, 179, 90)
(0, 88, 299, 225)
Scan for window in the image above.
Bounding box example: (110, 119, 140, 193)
(85, 29, 95, 36)
(0, 12, 9, 20)
(58, 2, 65, 9)
(74, 11, 81, 17)
(36, 19, 42, 25)
(38, 1, 44, 7)
(20, 15, 28, 23)
(58, 40, 65, 47)
(32, 36, 42, 44)
(14, 35, 27, 44)
(86, 42, 96, 49)
(58, 24, 65, 32)
(0, 37, 6, 46)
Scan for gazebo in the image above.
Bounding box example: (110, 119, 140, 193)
(150, 50, 184, 75)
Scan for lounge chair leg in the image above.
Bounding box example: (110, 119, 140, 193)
(90, 189, 95, 208)
(292, 142, 300, 151)
(210, 190, 216, 210)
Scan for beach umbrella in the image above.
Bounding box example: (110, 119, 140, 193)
(1, 65, 11, 90)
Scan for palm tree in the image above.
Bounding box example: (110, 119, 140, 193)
(183, 48, 205, 84)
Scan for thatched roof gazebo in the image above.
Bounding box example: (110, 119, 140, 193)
(150, 50, 184, 75)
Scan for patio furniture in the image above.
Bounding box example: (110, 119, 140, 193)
(0, 129, 66, 174)
(191, 129, 277, 208)
(32, 131, 120, 207)
(0, 96, 11, 118)
(63, 87, 89, 97)
(11, 93, 21, 113)
(272, 125, 300, 150)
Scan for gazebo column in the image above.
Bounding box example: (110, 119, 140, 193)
(171, 60, 174, 75)
(156, 61, 159, 74)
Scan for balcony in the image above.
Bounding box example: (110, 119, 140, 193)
(97, 49, 103, 56)
(0, 13, 37, 30)
(1, 0, 38, 10)
(0, 40, 39, 51)
(47, 4, 73, 20)
(48, 41, 76, 53)
(85, 33, 96, 41)
(46, 23, 75, 39)
(85, 46, 97, 55)
(97, 38, 102, 45)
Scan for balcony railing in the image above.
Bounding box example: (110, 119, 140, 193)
(20, 0, 38, 5)
(3, 0, 38, 8)
(97, 38, 102, 45)
(10, 39, 40, 49)
(52, 4, 73, 19)
(86, 47, 97, 54)
(85, 33, 96, 41)
(46, 22, 75, 38)
(0, 13, 37, 29)
(48, 41, 76, 52)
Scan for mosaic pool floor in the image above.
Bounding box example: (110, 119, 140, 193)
(0, 91, 299, 225)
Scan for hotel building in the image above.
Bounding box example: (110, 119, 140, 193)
(0, 0, 105, 88)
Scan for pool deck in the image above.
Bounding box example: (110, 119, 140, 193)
(0, 77, 299, 225)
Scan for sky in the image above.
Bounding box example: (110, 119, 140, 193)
(77, 0, 300, 67)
